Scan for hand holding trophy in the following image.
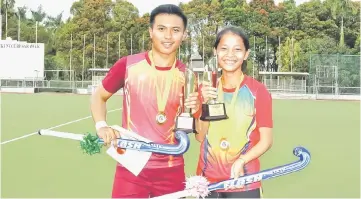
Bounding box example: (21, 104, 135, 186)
(174, 68, 197, 134)
(200, 56, 228, 121)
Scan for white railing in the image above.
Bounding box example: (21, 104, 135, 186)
(269, 86, 360, 101)
(0, 79, 124, 95)
(0, 79, 358, 100)
(0, 79, 93, 89)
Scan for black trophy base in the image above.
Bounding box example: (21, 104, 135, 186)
(174, 113, 197, 134)
(200, 103, 228, 121)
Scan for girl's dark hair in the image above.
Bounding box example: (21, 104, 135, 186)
(214, 26, 250, 72)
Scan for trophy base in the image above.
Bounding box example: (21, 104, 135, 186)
(174, 113, 197, 134)
(200, 103, 228, 121)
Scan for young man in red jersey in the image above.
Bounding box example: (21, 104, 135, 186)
(90, 4, 201, 198)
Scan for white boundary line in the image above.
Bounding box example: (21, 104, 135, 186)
(0, 108, 122, 145)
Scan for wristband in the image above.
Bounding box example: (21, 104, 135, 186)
(95, 121, 108, 131)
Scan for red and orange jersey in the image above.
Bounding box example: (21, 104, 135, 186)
(102, 51, 186, 168)
(197, 75, 273, 192)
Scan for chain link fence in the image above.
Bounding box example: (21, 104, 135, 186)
(262, 54, 360, 99)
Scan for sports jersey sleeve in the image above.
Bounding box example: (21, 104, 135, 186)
(102, 57, 127, 93)
(255, 85, 273, 128)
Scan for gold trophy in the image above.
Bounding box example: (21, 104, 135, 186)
(174, 68, 197, 134)
(200, 56, 228, 121)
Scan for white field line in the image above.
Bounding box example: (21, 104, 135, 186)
(1, 108, 122, 145)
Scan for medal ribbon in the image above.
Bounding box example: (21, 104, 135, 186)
(217, 74, 244, 117)
(148, 51, 177, 117)
(205, 74, 248, 156)
(208, 74, 244, 152)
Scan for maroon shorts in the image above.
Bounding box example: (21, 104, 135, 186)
(111, 165, 186, 198)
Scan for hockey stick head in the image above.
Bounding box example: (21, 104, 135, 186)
(293, 146, 311, 160)
(173, 130, 191, 155)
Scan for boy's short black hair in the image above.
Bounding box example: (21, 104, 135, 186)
(150, 4, 188, 29)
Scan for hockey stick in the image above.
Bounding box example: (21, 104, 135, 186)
(152, 146, 311, 199)
(38, 127, 190, 156)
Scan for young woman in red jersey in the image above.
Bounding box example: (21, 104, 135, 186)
(91, 4, 201, 199)
(196, 26, 274, 198)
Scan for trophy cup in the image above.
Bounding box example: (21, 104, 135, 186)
(174, 68, 197, 134)
(200, 56, 228, 121)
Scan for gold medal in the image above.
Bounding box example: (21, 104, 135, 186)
(148, 51, 177, 125)
(220, 138, 230, 150)
(156, 112, 167, 124)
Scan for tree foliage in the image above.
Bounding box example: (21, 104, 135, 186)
(1, 0, 360, 85)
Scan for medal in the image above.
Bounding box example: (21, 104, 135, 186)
(220, 138, 230, 150)
(148, 51, 177, 125)
(156, 112, 167, 124)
